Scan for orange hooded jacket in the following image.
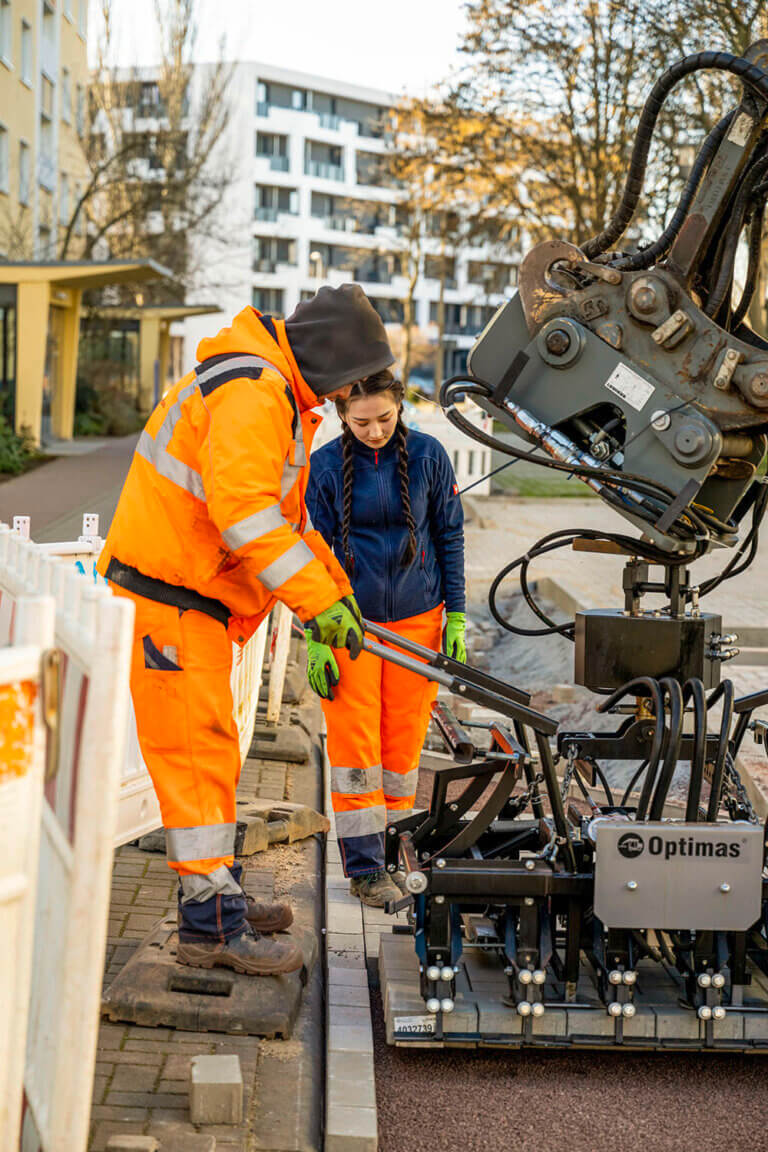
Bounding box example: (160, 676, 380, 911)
(97, 307, 352, 642)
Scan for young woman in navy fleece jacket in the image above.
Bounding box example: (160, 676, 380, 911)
(305, 369, 466, 906)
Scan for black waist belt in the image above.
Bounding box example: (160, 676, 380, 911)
(105, 558, 230, 627)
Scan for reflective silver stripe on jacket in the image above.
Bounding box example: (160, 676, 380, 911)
(195, 354, 283, 391)
(382, 768, 418, 799)
(166, 823, 236, 863)
(221, 504, 288, 551)
(334, 805, 387, 838)
(179, 864, 242, 904)
(136, 429, 206, 500)
(256, 539, 314, 590)
(331, 764, 383, 796)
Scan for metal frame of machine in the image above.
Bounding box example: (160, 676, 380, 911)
(376, 40, 768, 1051)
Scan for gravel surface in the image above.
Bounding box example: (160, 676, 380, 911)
(372, 987, 768, 1152)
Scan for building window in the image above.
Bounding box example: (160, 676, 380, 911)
(305, 140, 343, 181)
(251, 287, 284, 315)
(0, 125, 8, 194)
(20, 19, 31, 83)
(78, 0, 86, 37)
(59, 173, 69, 223)
(252, 235, 296, 273)
(41, 0, 54, 77)
(291, 88, 306, 110)
(65, 0, 73, 20)
(256, 79, 269, 116)
(41, 75, 54, 120)
(76, 83, 85, 136)
(18, 140, 29, 204)
(254, 183, 298, 220)
(0, 0, 11, 66)
(255, 131, 289, 171)
(61, 68, 71, 123)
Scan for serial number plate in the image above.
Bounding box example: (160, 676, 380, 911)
(393, 1015, 436, 1036)
(594, 820, 764, 931)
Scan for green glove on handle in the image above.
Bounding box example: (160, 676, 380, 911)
(445, 611, 467, 663)
(305, 630, 340, 700)
(306, 595, 364, 659)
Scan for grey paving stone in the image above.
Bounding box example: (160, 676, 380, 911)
(328, 965, 368, 986)
(105, 1137, 159, 1151)
(325, 1104, 377, 1152)
(110, 1065, 158, 1093)
(190, 1054, 243, 1125)
(329, 1006, 372, 1027)
(328, 1023, 373, 1054)
(329, 984, 370, 1008)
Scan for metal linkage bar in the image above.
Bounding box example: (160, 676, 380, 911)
(361, 635, 556, 735)
(363, 618, 531, 705)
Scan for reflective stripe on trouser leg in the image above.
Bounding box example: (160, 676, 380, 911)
(380, 605, 443, 811)
(116, 588, 245, 923)
(323, 642, 386, 877)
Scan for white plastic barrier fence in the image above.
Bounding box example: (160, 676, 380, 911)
(3, 515, 270, 846)
(0, 530, 135, 1152)
(0, 600, 53, 1152)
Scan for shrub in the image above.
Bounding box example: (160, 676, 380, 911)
(0, 419, 40, 476)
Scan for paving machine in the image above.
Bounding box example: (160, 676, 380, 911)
(376, 42, 768, 1050)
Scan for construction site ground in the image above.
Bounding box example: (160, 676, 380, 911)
(6, 439, 768, 1151)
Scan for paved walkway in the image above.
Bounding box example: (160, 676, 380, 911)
(0, 434, 137, 541)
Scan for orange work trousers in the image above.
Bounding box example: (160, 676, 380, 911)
(323, 603, 443, 876)
(113, 585, 243, 902)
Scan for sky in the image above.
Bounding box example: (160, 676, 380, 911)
(89, 0, 469, 97)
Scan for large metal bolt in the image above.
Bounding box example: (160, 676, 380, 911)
(545, 328, 571, 356)
(750, 372, 768, 398)
(651, 410, 671, 432)
(720, 882, 731, 893)
(632, 284, 658, 315)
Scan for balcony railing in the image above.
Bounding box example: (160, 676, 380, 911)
(254, 206, 279, 222)
(306, 161, 344, 181)
(254, 258, 278, 274)
(264, 154, 289, 172)
(318, 113, 341, 131)
(256, 101, 270, 117)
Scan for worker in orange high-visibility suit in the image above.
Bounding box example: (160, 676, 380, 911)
(98, 285, 392, 975)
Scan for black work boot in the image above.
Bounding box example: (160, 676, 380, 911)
(349, 869, 401, 908)
(177, 926, 303, 976)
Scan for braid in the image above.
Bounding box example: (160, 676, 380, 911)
(395, 420, 418, 568)
(341, 424, 355, 575)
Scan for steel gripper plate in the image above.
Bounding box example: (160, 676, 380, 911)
(593, 820, 764, 931)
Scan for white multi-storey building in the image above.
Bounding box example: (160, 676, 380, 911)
(181, 61, 520, 382)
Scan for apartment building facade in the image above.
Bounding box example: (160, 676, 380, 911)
(0, 0, 89, 260)
(180, 61, 520, 381)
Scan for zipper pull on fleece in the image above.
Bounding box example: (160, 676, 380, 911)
(375, 450, 379, 468)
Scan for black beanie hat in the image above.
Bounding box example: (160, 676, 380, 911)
(284, 284, 394, 397)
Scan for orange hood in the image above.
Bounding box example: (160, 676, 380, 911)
(196, 307, 319, 412)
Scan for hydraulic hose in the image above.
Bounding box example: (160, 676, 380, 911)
(583, 52, 768, 259)
(597, 677, 664, 819)
(611, 111, 736, 272)
(649, 678, 684, 820)
(706, 679, 735, 820)
(731, 197, 766, 327)
(704, 153, 768, 319)
(683, 678, 707, 822)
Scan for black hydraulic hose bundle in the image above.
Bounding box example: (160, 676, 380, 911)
(704, 152, 768, 320)
(649, 678, 685, 820)
(706, 679, 735, 820)
(582, 51, 768, 260)
(683, 678, 707, 821)
(597, 678, 665, 820)
(611, 111, 736, 272)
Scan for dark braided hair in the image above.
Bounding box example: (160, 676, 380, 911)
(336, 370, 418, 575)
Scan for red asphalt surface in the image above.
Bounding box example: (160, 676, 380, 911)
(372, 987, 768, 1152)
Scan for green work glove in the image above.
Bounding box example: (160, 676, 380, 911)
(445, 611, 467, 663)
(306, 595, 364, 659)
(305, 629, 340, 700)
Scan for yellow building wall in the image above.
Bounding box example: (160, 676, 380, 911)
(57, 1, 89, 257)
(0, 0, 37, 257)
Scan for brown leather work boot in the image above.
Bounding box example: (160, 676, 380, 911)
(246, 896, 293, 933)
(349, 869, 401, 908)
(177, 928, 303, 976)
